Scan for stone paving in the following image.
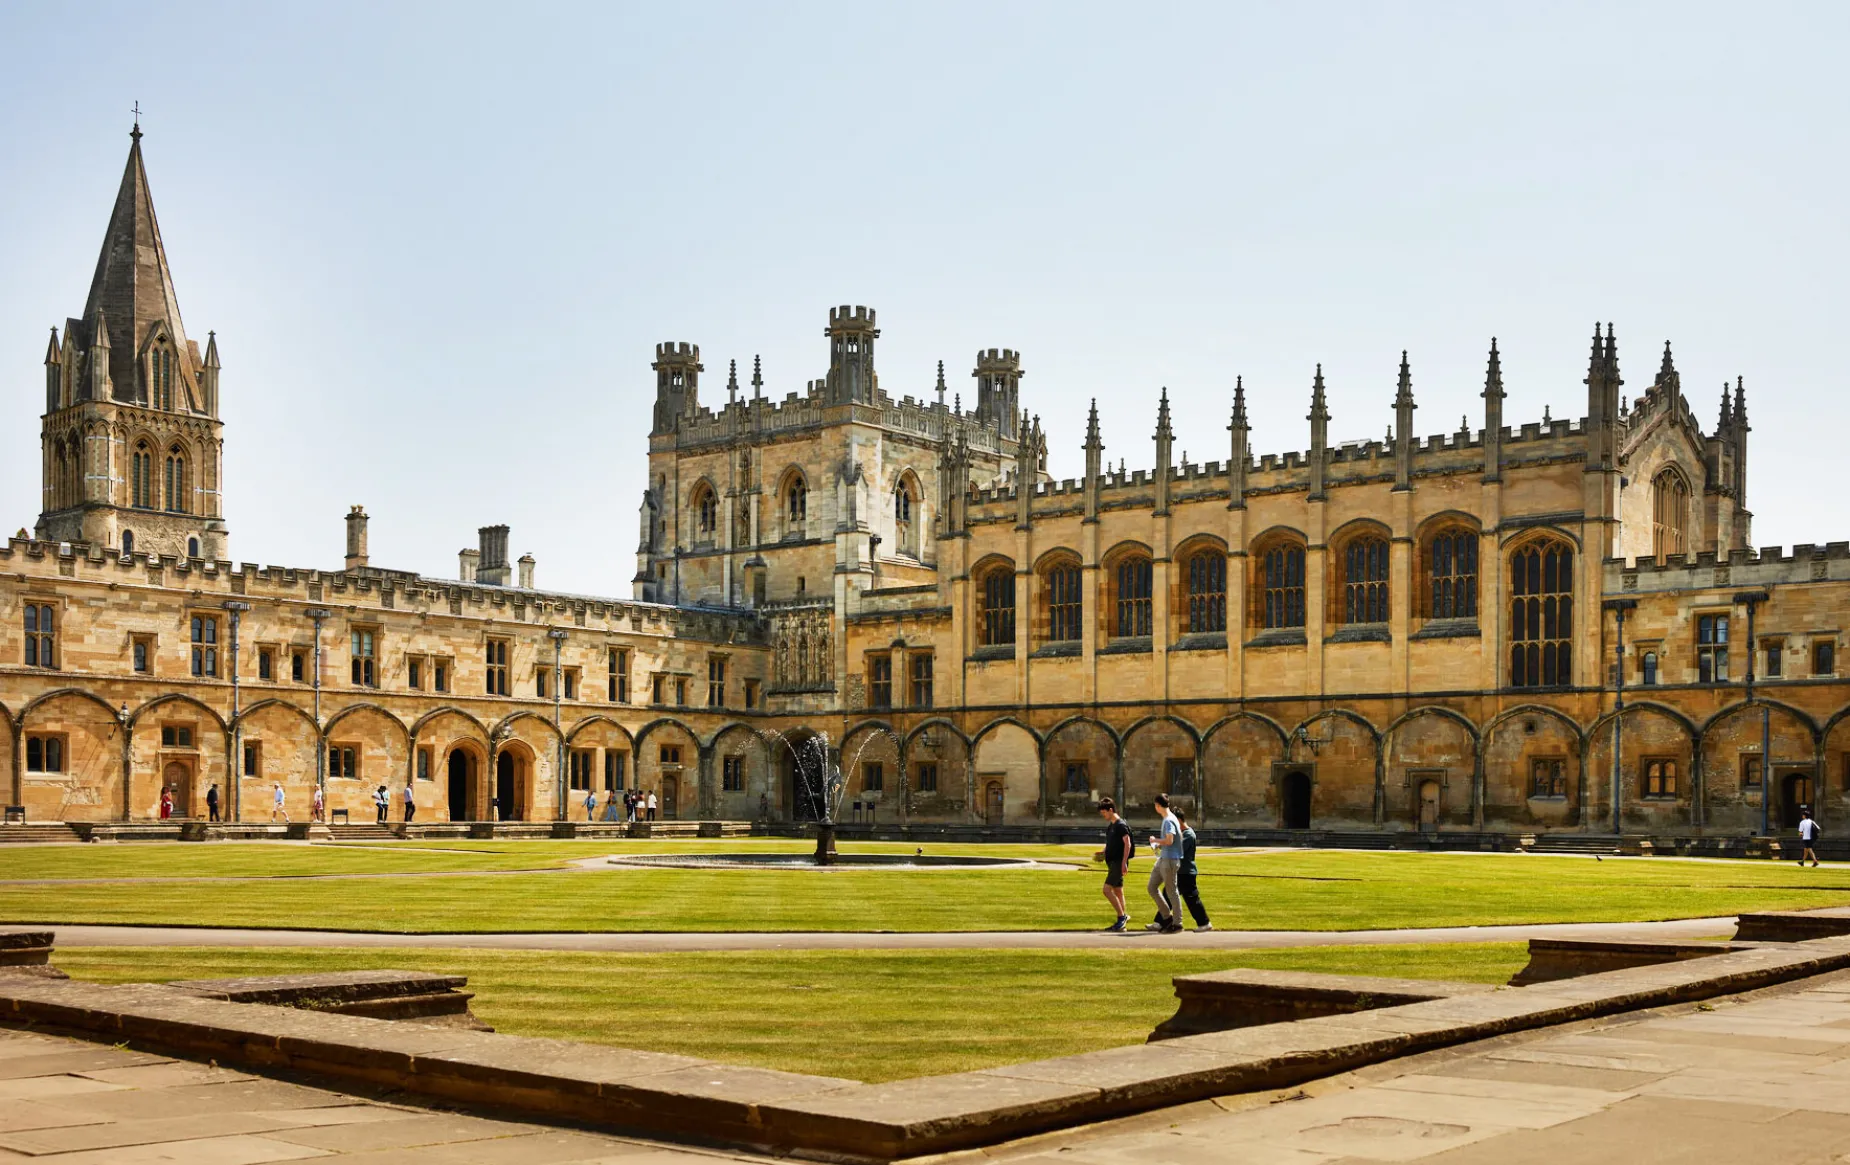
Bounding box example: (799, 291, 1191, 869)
(986, 971, 1850, 1165)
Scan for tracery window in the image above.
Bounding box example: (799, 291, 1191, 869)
(786, 478, 807, 525)
(1341, 535, 1390, 624)
(1114, 555, 1153, 637)
(1185, 550, 1226, 633)
(978, 565, 1016, 647)
(1260, 541, 1306, 630)
(163, 444, 188, 514)
(1652, 468, 1690, 559)
(131, 440, 153, 508)
(1045, 561, 1082, 643)
(1643, 758, 1678, 799)
(1428, 529, 1478, 620)
(1509, 539, 1573, 687)
(693, 486, 717, 537)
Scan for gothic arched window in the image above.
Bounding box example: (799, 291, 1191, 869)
(1426, 527, 1479, 620)
(1184, 549, 1226, 634)
(692, 484, 717, 537)
(786, 477, 808, 527)
(1112, 553, 1153, 638)
(977, 563, 1016, 648)
(1339, 534, 1390, 625)
(1043, 559, 1082, 643)
(131, 441, 153, 509)
(164, 444, 189, 514)
(1510, 538, 1574, 687)
(121, 529, 134, 556)
(1652, 467, 1690, 560)
(1255, 537, 1307, 630)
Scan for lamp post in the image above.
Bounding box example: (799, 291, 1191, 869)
(1735, 590, 1771, 836)
(224, 601, 250, 824)
(548, 628, 567, 821)
(1602, 599, 1637, 836)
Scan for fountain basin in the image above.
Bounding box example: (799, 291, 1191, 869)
(605, 853, 1038, 870)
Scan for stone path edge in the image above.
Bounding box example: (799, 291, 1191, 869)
(5, 939, 1850, 1162)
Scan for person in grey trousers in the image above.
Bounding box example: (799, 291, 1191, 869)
(1144, 793, 1185, 934)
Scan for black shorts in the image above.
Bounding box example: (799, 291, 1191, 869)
(1104, 865, 1125, 889)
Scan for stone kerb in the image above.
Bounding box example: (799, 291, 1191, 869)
(6, 938, 1850, 1160)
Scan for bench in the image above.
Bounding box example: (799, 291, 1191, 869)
(331, 808, 349, 825)
(2, 806, 24, 824)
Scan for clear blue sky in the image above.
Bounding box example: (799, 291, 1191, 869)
(2, 2, 1845, 595)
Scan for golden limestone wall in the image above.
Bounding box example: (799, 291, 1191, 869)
(0, 538, 774, 823)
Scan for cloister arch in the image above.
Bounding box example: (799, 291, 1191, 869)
(1698, 700, 1818, 832)
(1383, 707, 1477, 829)
(1121, 716, 1199, 822)
(1042, 716, 1119, 819)
(971, 719, 1040, 825)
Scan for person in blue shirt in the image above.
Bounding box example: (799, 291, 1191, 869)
(1144, 793, 1184, 934)
(1172, 806, 1212, 931)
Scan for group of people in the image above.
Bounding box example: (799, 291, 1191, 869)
(1095, 793, 1213, 934)
(590, 788, 657, 823)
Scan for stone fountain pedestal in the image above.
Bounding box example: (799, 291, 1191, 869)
(814, 822, 839, 865)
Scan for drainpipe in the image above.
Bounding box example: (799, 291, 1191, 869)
(1736, 591, 1770, 836)
(308, 608, 330, 813)
(225, 601, 250, 823)
(1602, 599, 1636, 836)
(549, 628, 567, 820)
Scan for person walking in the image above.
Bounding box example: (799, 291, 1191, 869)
(646, 790, 658, 822)
(403, 782, 416, 823)
(1172, 806, 1213, 931)
(205, 783, 220, 823)
(311, 784, 324, 823)
(1093, 796, 1133, 932)
(583, 788, 597, 821)
(158, 786, 173, 820)
(1799, 807, 1822, 867)
(602, 789, 620, 822)
(1145, 793, 1184, 934)
(271, 782, 288, 823)
(374, 785, 389, 825)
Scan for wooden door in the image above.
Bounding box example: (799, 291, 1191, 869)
(1417, 780, 1440, 832)
(663, 775, 679, 820)
(985, 781, 1004, 825)
(163, 762, 191, 818)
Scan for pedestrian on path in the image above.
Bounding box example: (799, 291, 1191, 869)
(584, 789, 597, 820)
(271, 783, 288, 823)
(1799, 808, 1822, 867)
(602, 789, 621, 822)
(1093, 796, 1132, 932)
(311, 784, 324, 823)
(647, 790, 658, 822)
(374, 785, 389, 825)
(403, 782, 416, 823)
(1145, 793, 1184, 934)
(205, 783, 219, 823)
(1172, 806, 1213, 932)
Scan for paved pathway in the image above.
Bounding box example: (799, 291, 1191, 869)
(987, 969, 1850, 1164)
(47, 915, 1737, 952)
(0, 1026, 753, 1163)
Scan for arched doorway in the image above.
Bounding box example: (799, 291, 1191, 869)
(780, 730, 829, 822)
(1282, 770, 1312, 829)
(662, 774, 679, 820)
(495, 751, 527, 821)
(1780, 769, 1813, 830)
(163, 761, 192, 818)
(1416, 779, 1440, 833)
(984, 781, 1004, 825)
(447, 748, 476, 821)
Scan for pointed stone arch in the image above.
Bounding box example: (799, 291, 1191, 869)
(1586, 702, 1703, 832)
(129, 692, 228, 734)
(18, 687, 129, 823)
(1288, 709, 1383, 826)
(1696, 699, 1820, 832)
(1043, 716, 1119, 818)
(1482, 704, 1585, 829)
(1121, 715, 1200, 822)
(1201, 710, 1289, 826)
(971, 718, 1040, 825)
(1383, 706, 1479, 829)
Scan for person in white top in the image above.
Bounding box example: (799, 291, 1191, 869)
(403, 782, 416, 823)
(646, 790, 658, 822)
(311, 784, 325, 823)
(1798, 808, 1822, 867)
(271, 783, 287, 823)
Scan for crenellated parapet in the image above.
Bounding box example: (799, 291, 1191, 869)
(1610, 542, 1850, 594)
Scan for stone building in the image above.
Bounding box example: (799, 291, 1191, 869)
(4, 127, 1844, 834)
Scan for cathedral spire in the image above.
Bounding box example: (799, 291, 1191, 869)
(83, 123, 193, 404)
(1228, 376, 1249, 510)
(1482, 337, 1505, 483)
(1154, 388, 1174, 515)
(1083, 399, 1103, 524)
(1393, 351, 1416, 491)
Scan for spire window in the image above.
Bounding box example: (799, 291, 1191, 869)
(149, 345, 176, 410)
(163, 444, 189, 514)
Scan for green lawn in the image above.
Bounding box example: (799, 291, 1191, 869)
(56, 943, 1527, 1081)
(5, 847, 1850, 933)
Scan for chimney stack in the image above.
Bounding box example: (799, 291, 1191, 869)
(517, 553, 535, 590)
(344, 505, 369, 570)
(459, 547, 479, 582)
(477, 525, 511, 586)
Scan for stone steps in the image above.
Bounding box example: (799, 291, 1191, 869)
(0, 824, 81, 844)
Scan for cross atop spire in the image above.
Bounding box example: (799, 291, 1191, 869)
(131, 101, 142, 141)
(1658, 339, 1677, 387)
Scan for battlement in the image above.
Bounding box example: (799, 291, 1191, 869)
(827, 305, 877, 330)
(653, 342, 701, 364)
(1608, 542, 1850, 594)
(659, 378, 1014, 457)
(0, 536, 763, 644)
(974, 348, 1021, 371)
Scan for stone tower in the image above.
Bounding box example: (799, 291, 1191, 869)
(36, 123, 227, 560)
(649, 342, 702, 435)
(973, 348, 1022, 441)
(823, 305, 878, 404)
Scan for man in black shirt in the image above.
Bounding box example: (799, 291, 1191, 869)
(1094, 797, 1132, 932)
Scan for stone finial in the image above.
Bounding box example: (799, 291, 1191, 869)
(1394, 350, 1415, 408)
(727, 359, 738, 403)
(935, 360, 947, 407)
(1483, 337, 1504, 401)
(1658, 339, 1677, 387)
(751, 354, 763, 398)
(1309, 364, 1329, 421)
(1734, 375, 1747, 426)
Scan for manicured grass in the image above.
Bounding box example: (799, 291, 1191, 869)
(56, 943, 1527, 1081)
(0, 842, 582, 879)
(5, 849, 1850, 933)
